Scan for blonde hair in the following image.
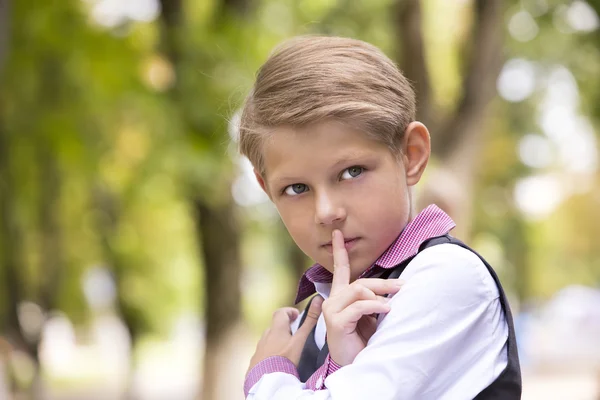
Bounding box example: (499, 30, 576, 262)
(239, 35, 416, 175)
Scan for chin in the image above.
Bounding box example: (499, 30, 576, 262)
(352, 264, 371, 279)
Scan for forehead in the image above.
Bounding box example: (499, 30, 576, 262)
(262, 121, 390, 181)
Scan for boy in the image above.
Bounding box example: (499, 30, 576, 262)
(239, 36, 521, 399)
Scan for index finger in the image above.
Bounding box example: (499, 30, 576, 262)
(331, 229, 351, 296)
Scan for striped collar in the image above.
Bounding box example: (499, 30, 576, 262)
(294, 204, 456, 304)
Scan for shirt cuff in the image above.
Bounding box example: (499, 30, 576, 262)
(305, 354, 342, 391)
(328, 356, 342, 374)
(244, 356, 300, 397)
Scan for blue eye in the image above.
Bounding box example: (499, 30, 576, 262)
(284, 183, 308, 196)
(341, 166, 363, 180)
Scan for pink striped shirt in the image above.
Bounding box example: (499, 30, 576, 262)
(244, 204, 456, 397)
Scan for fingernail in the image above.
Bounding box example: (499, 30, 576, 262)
(395, 279, 405, 287)
(313, 295, 324, 307)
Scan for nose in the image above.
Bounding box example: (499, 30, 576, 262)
(314, 190, 346, 225)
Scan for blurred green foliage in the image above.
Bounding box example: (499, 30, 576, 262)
(0, 0, 599, 396)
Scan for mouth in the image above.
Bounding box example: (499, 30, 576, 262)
(321, 237, 361, 253)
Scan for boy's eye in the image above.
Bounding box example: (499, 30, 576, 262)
(341, 166, 364, 180)
(284, 183, 308, 196)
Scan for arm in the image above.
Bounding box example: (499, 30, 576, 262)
(246, 244, 508, 400)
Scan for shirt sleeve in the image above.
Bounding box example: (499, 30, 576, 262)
(244, 340, 342, 396)
(246, 244, 509, 400)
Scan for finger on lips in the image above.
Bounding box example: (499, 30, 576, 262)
(331, 229, 352, 295)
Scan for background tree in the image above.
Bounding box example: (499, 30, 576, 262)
(157, 1, 247, 398)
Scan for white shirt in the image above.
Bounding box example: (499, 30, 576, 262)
(247, 243, 509, 400)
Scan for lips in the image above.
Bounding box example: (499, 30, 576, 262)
(321, 237, 360, 253)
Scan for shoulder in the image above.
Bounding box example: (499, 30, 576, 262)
(393, 243, 500, 305)
(364, 244, 508, 398)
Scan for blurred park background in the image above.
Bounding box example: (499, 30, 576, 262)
(0, 0, 599, 399)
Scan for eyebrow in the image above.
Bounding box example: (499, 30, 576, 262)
(329, 152, 371, 169)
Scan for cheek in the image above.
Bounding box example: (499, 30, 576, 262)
(276, 203, 312, 246)
(360, 173, 407, 207)
(356, 174, 410, 233)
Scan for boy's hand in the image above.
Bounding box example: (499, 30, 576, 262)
(247, 296, 323, 374)
(323, 230, 404, 366)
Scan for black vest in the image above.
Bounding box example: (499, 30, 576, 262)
(296, 235, 522, 399)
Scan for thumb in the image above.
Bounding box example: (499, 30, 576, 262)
(294, 296, 323, 341)
(272, 307, 300, 333)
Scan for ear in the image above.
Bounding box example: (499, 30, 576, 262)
(401, 122, 431, 186)
(254, 169, 271, 198)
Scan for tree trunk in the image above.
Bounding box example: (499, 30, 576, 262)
(0, 3, 24, 397)
(0, 0, 14, 336)
(158, 1, 248, 398)
(36, 59, 66, 314)
(92, 184, 141, 400)
(433, 0, 504, 239)
(0, 337, 12, 399)
(217, 0, 253, 19)
(196, 199, 242, 332)
(433, 0, 505, 162)
(195, 197, 243, 400)
(395, 0, 433, 127)
(0, 108, 38, 399)
(0, 0, 9, 72)
(396, 0, 504, 240)
(37, 145, 64, 313)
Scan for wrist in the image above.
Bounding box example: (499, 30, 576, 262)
(328, 344, 352, 367)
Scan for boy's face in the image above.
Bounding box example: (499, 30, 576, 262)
(256, 120, 430, 281)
